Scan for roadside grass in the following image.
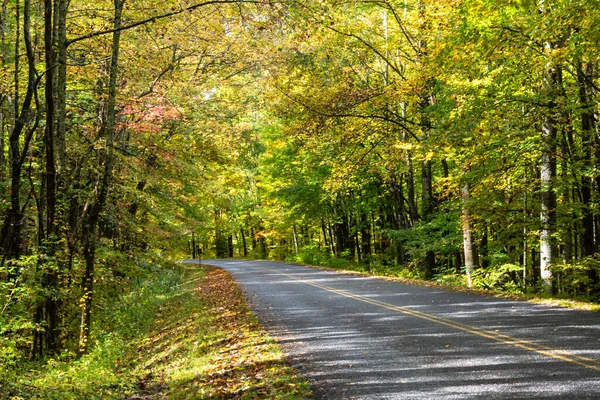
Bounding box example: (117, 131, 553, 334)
(131, 265, 312, 399)
(1, 264, 312, 400)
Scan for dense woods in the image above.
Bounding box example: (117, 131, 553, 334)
(1, 0, 600, 372)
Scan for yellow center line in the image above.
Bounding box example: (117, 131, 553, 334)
(260, 266, 600, 372)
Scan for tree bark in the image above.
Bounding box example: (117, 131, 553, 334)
(54, 0, 68, 173)
(227, 234, 234, 258)
(461, 182, 476, 288)
(560, 119, 573, 265)
(78, 0, 124, 355)
(540, 54, 559, 294)
(0, 0, 6, 173)
(42, 0, 60, 354)
(214, 209, 227, 258)
(404, 129, 419, 226)
(422, 160, 435, 279)
(1, 0, 37, 262)
(292, 225, 299, 255)
(250, 226, 257, 250)
(388, 173, 409, 229)
(241, 228, 247, 257)
(360, 212, 371, 260)
(578, 63, 596, 258)
(78, 233, 95, 354)
(320, 217, 329, 249)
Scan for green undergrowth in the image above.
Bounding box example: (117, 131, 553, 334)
(1, 263, 312, 399)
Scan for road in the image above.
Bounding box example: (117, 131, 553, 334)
(196, 259, 600, 399)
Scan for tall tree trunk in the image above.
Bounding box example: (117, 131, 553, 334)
(577, 62, 599, 296)
(259, 228, 267, 258)
(78, 0, 124, 355)
(539, 50, 560, 294)
(79, 232, 95, 354)
(191, 232, 196, 259)
(417, 0, 435, 279)
(560, 120, 573, 265)
(388, 173, 409, 229)
(241, 228, 247, 257)
(250, 226, 257, 250)
(320, 217, 329, 249)
(461, 181, 476, 288)
(578, 63, 595, 258)
(54, 0, 68, 173)
(0, 0, 5, 173)
(360, 213, 371, 260)
(327, 221, 335, 255)
(421, 160, 434, 217)
(292, 225, 299, 255)
(214, 209, 227, 258)
(227, 234, 234, 258)
(0, 0, 6, 66)
(403, 132, 418, 226)
(422, 158, 435, 279)
(346, 198, 356, 260)
(333, 202, 346, 257)
(42, 0, 60, 353)
(1, 0, 37, 263)
(0, 102, 4, 174)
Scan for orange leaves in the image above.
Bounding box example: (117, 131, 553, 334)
(121, 97, 183, 137)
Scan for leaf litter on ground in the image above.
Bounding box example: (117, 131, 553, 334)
(127, 265, 313, 399)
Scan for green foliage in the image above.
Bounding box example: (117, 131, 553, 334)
(0, 257, 42, 368)
(3, 1, 600, 388)
(552, 256, 600, 302)
(386, 206, 462, 268)
(470, 264, 524, 293)
(0, 260, 183, 399)
(0, 265, 312, 400)
(292, 244, 333, 267)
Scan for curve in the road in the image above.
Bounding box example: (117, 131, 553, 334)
(260, 264, 600, 372)
(193, 259, 600, 399)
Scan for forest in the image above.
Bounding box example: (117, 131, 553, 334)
(1, 0, 600, 391)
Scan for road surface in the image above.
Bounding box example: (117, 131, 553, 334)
(193, 259, 600, 399)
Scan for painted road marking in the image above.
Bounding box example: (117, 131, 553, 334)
(259, 265, 600, 372)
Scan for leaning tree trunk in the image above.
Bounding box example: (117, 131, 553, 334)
(78, 0, 124, 355)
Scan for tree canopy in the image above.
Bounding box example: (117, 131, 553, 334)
(1, 0, 600, 364)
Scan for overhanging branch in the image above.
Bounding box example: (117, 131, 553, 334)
(66, 0, 269, 47)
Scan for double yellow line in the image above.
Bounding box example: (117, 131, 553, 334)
(262, 266, 600, 372)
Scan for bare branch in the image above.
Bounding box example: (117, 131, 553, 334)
(66, 0, 268, 47)
(276, 86, 421, 141)
(328, 25, 407, 81)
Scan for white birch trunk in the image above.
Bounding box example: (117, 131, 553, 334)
(461, 182, 475, 288)
(540, 44, 558, 294)
(292, 225, 299, 255)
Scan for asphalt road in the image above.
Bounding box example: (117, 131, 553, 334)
(193, 259, 600, 399)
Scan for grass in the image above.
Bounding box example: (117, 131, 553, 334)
(1, 264, 312, 399)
